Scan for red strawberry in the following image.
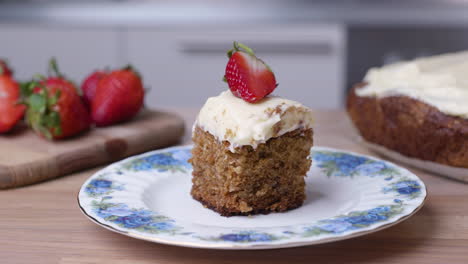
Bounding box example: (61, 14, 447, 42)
(224, 42, 277, 103)
(0, 59, 13, 77)
(91, 66, 144, 127)
(81, 70, 108, 107)
(24, 58, 90, 140)
(0, 73, 25, 133)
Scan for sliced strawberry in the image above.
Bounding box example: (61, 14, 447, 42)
(0, 59, 13, 77)
(91, 66, 144, 127)
(24, 59, 90, 140)
(0, 74, 25, 133)
(81, 70, 108, 107)
(224, 42, 277, 103)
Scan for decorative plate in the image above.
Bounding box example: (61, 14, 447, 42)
(78, 146, 426, 250)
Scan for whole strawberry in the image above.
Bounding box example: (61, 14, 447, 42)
(0, 68, 25, 133)
(91, 66, 144, 127)
(24, 58, 91, 140)
(0, 59, 13, 77)
(81, 70, 108, 107)
(224, 42, 277, 103)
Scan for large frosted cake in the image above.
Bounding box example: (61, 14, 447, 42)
(347, 51, 468, 168)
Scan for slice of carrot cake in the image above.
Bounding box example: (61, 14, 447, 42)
(189, 41, 314, 216)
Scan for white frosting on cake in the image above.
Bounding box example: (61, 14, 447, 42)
(194, 90, 314, 152)
(356, 50, 468, 118)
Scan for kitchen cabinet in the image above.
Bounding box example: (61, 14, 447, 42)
(127, 25, 346, 108)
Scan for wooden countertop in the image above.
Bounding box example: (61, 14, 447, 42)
(2, 109, 468, 264)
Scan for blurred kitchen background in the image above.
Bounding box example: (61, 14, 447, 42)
(1, 0, 468, 109)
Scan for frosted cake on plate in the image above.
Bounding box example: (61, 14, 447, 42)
(189, 42, 314, 216)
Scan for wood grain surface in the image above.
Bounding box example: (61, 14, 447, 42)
(0, 110, 185, 189)
(1, 109, 468, 264)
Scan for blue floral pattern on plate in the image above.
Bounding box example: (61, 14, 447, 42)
(383, 178, 422, 199)
(85, 177, 124, 197)
(91, 197, 180, 234)
(303, 204, 403, 236)
(78, 146, 426, 249)
(122, 149, 191, 172)
(312, 150, 400, 177)
(204, 231, 280, 243)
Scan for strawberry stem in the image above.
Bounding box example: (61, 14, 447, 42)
(234, 42, 255, 56)
(227, 41, 256, 58)
(48, 57, 63, 78)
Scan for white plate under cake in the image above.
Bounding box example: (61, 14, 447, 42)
(78, 145, 426, 249)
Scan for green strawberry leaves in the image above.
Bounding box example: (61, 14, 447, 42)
(23, 79, 62, 140)
(28, 93, 46, 112)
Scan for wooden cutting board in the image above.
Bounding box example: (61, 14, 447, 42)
(0, 110, 185, 189)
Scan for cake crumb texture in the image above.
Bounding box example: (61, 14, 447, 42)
(190, 126, 313, 216)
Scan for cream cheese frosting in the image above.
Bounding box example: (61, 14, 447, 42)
(194, 90, 314, 152)
(356, 51, 468, 118)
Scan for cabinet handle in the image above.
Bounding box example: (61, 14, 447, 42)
(180, 42, 332, 55)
